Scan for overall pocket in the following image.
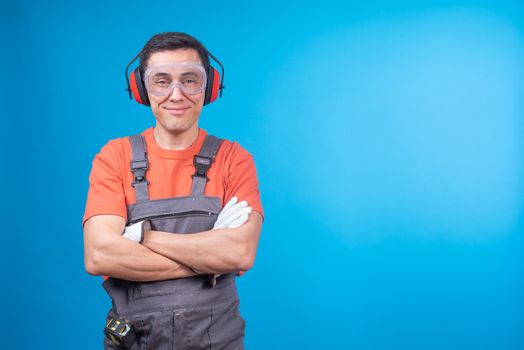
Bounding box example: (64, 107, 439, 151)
(173, 305, 213, 350)
(121, 310, 175, 350)
(208, 298, 245, 350)
(110, 306, 215, 350)
(149, 212, 217, 234)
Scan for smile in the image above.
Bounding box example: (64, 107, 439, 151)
(163, 106, 190, 115)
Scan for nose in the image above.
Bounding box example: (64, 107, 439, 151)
(169, 84, 184, 100)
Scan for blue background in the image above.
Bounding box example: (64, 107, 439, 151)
(2, 0, 523, 349)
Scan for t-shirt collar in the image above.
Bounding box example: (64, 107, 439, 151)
(143, 127, 208, 160)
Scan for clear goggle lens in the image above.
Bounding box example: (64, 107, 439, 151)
(144, 63, 207, 96)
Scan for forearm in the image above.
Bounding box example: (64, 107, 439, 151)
(143, 229, 244, 274)
(84, 223, 196, 282)
(142, 212, 262, 274)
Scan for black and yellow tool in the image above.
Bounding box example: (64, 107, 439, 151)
(104, 316, 136, 348)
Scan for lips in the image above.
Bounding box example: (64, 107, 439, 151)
(163, 106, 190, 115)
(163, 106, 189, 110)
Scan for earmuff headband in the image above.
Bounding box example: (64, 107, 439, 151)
(125, 52, 142, 100)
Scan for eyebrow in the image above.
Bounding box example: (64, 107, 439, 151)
(151, 71, 200, 77)
(151, 72, 170, 78)
(180, 72, 200, 77)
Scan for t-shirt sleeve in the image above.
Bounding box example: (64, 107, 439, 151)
(224, 143, 264, 220)
(82, 139, 127, 227)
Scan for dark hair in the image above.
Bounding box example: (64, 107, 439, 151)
(139, 32, 210, 74)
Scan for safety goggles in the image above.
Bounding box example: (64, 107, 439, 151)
(144, 62, 207, 97)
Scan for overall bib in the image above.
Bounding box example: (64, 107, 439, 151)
(102, 134, 245, 350)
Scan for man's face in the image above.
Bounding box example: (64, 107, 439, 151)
(146, 49, 205, 135)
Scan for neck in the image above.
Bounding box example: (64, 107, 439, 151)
(153, 125, 199, 150)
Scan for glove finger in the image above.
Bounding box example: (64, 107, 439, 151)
(214, 220, 226, 229)
(220, 206, 251, 227)
(221, 196, 239, 216)
(125, 221, 142, 235)
(224, 201, 249, 219)
(216, 196, 238, 226)
(123, 221, 142, 242)
(215, 207, 248, 230)
(216, 200, 248, 227)
(222, 207, 252, 228)
(214, 206, 251, 230)
(222, 200, 248, 218)
(227, 213, 249, 228)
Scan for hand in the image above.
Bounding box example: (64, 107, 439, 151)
(213, 196, 252, 229)
(122, 220, 151, 243)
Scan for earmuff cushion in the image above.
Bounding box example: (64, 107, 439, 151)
(134, 68, 150, 106)
(210, 69, 220, 103)
(204, 67, 220, 105)
(129, 71, 144, 105)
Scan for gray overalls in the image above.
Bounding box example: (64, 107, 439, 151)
(102, 134, 245, 350)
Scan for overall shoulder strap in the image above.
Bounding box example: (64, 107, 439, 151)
(191, 135, 223, 196)
(128, 134, 150, 202)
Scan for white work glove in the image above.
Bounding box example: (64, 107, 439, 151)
(122, 220, 151, 243)
(208, 197, 252, 286)
(213, 196, 252, 229)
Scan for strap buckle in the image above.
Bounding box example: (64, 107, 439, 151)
(130, 159, 149, 185)
(192, 155, 213, 180)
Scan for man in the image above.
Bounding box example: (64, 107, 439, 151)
(83, 32, 263, 349)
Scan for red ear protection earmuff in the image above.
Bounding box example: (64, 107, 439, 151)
(204, 66, 221, 105)
(125, 50, 225, 107)
(128, 66, 150, 106)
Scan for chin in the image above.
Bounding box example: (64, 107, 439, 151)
(159, 119, 197, 134)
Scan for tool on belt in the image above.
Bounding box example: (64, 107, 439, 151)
(104, 316, 137, 348)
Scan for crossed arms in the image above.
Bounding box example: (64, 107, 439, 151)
(83, 211, 262, 282)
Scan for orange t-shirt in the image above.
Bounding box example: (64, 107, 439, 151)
(82, 127, 263, 226)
